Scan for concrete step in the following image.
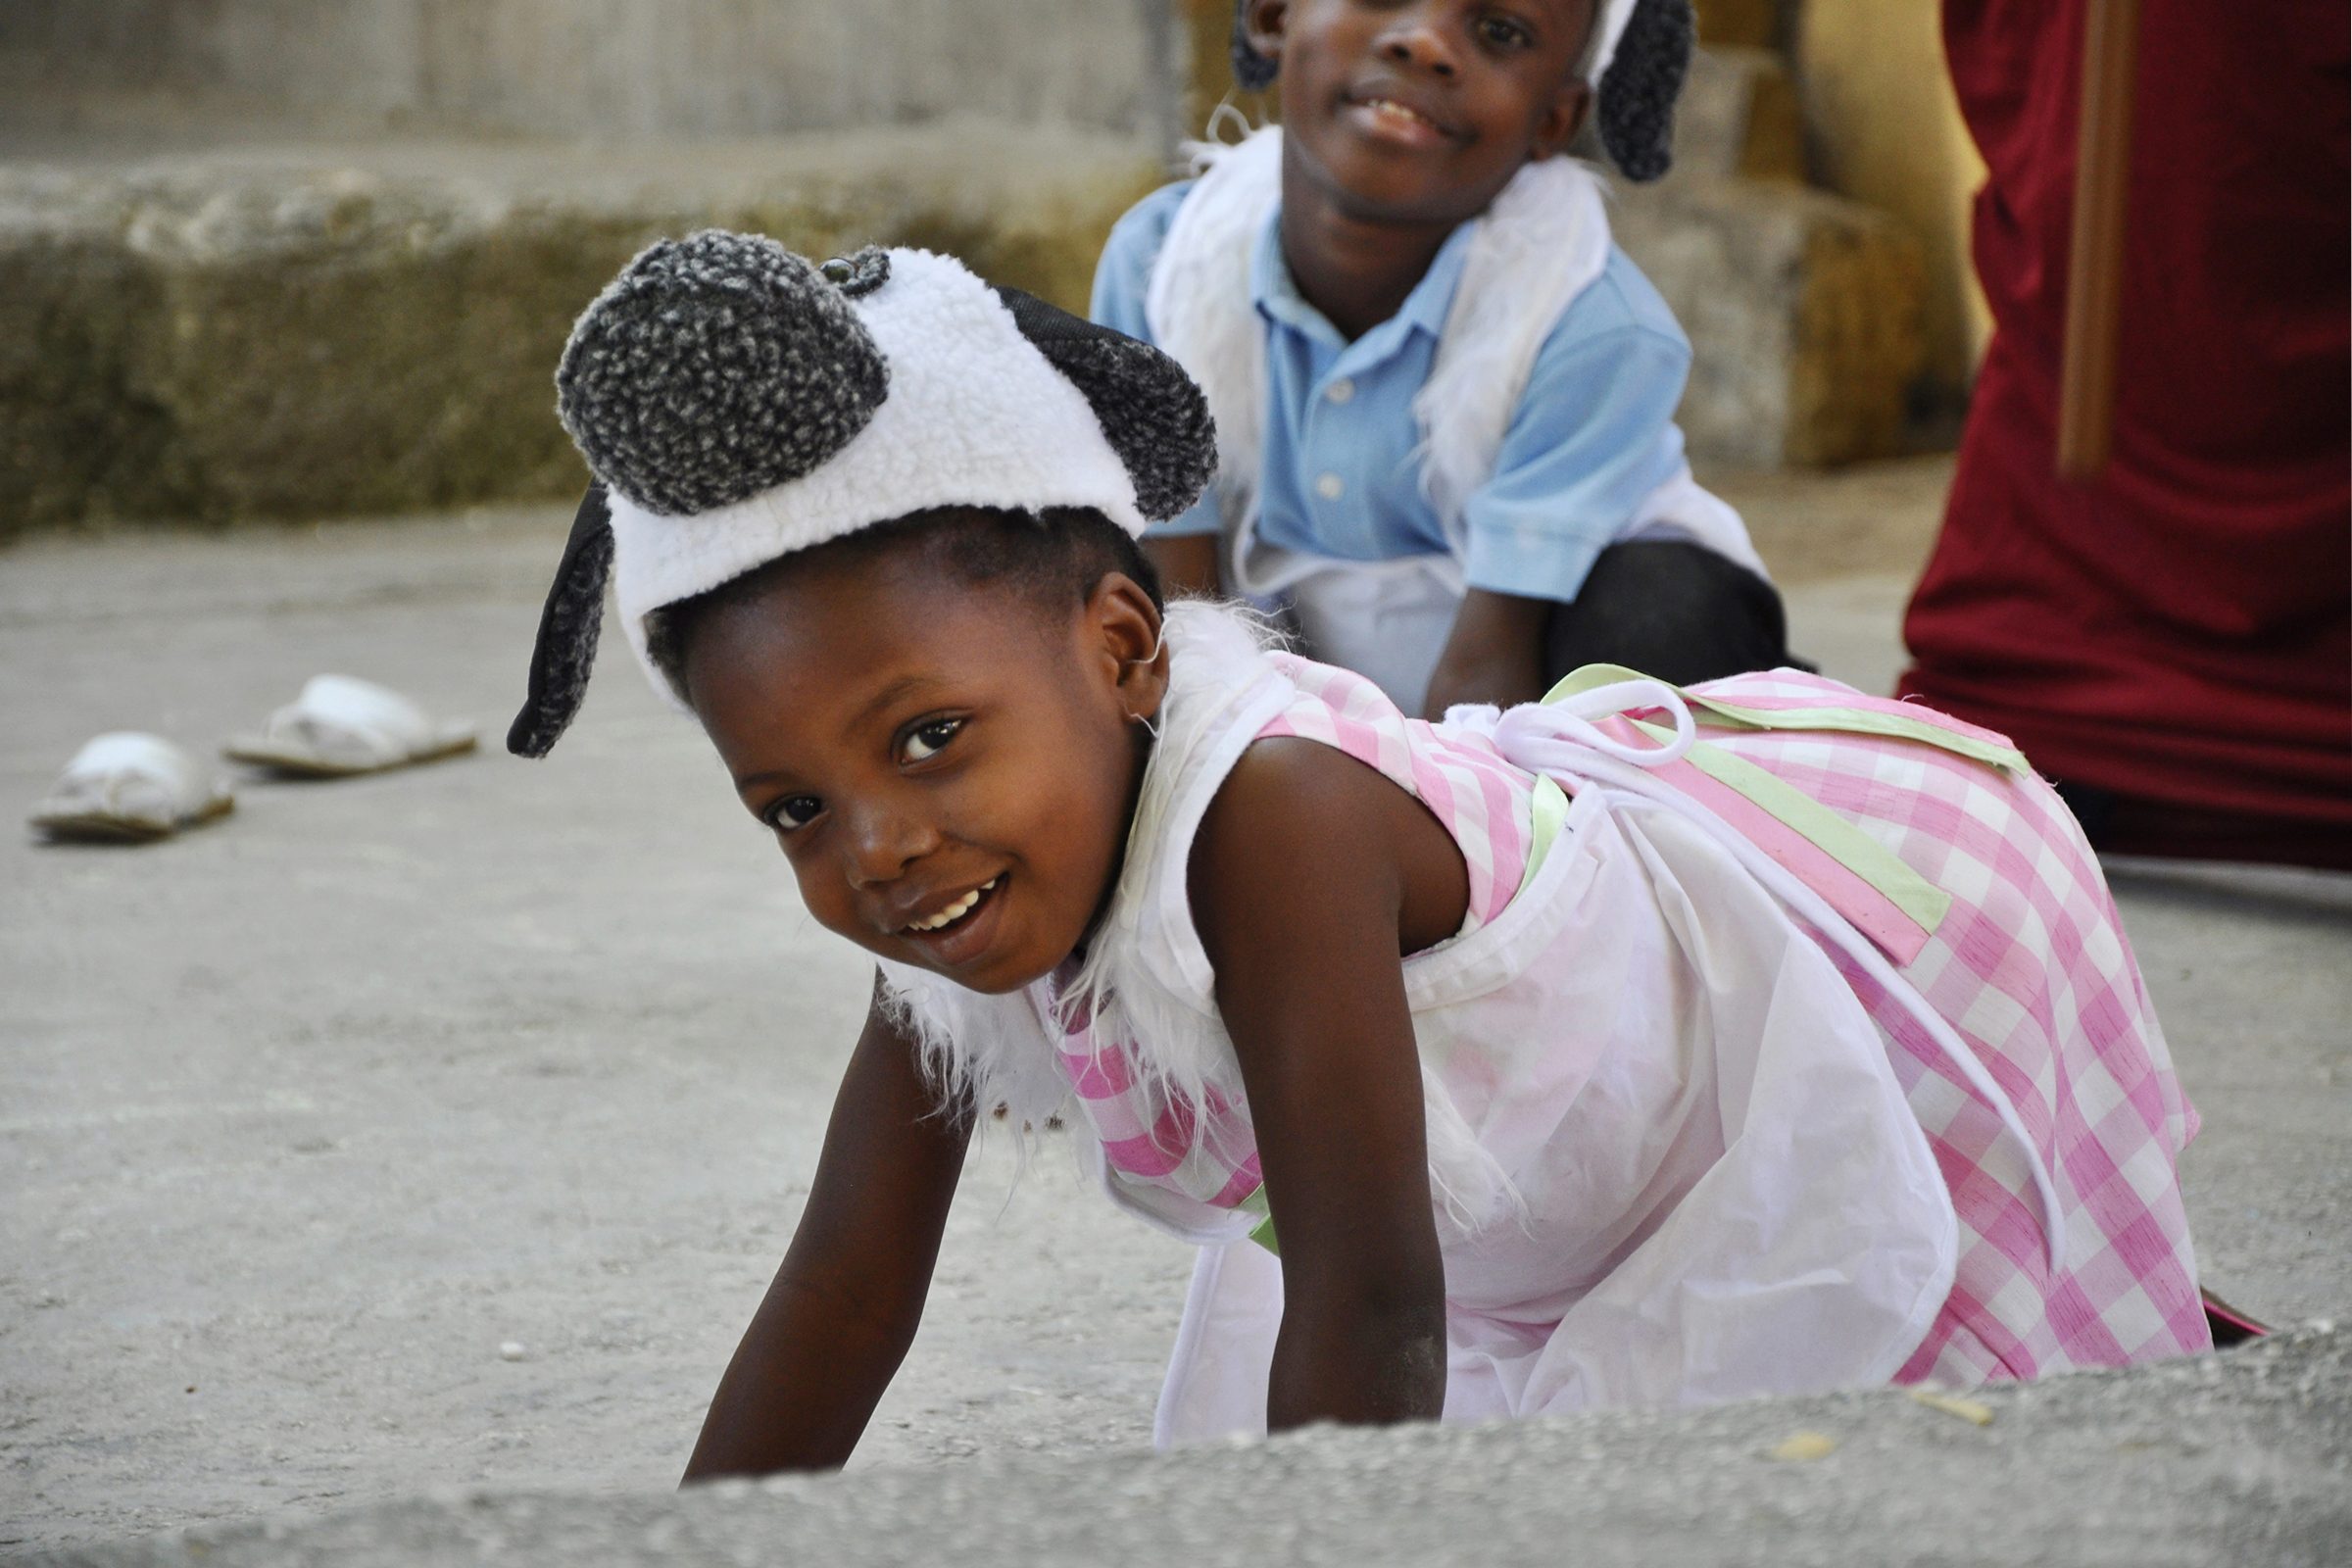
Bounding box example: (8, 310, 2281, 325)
(1595, 42, 1925, 470)
(0, 122, 1164, 537)
(22, 1327, 2347, 1566)
(0, 1, 1171, 144)
(2, 105, 1921, 536)
(1676, 45, 1807, 184)
(1614, 172, 1927, 468)
(1694, 0, 1784, 51)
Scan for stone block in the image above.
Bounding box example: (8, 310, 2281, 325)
(0, 1, 1166, 141)
(1, 77, 1932, 539)
(0, 128, 1163, 536)
(1675, 47, 1805, 183)
(1692, 0, 1784, 50)
(1612, 173, 1927, 467)
(0, 180, 174, 529)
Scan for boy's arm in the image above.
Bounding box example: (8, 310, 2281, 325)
(1426, 320, 1703, 716)
(1189, 739, 1460, 1430)
(1144, 533, 1222, 600)
(682, 974, 971, 1481)
(1422, 588, 1551, 716)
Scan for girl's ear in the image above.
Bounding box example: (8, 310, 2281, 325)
(1233, 0, 1287, 91)
(1089, 574, 1170, 726)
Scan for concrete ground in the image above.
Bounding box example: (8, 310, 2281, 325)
(24, 1327, 2352, 1568)
(4, 459, 2348, 1557)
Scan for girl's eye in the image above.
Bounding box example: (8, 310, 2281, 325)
(901, 717, 965, 764)
(1477, 14, 1532, 47)
(769, 795, 823, 832)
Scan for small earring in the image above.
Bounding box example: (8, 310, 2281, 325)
(1129, 709, 1161, 741)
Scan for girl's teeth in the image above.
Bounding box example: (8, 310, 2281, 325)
(1370, 99, 1432, 127)
(907, 877, 999, 933)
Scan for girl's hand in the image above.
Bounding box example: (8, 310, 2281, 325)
(1189, 738, 1467, 1429)
(681, 974, 971, 1481)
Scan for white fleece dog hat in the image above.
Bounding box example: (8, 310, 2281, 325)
(509, 233, 1216, 757)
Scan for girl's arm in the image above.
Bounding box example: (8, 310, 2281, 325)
(682, 975, 972, 1481)
(1188, 738, 1467, 1430)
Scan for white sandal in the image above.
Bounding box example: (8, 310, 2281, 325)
(223, 675, 476, 778)
(27, 733, 236, 843)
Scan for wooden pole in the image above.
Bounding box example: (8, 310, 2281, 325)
(2056, 0, 2142, 481)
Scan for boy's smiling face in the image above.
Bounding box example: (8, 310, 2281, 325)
(680, 537, 1166, 997)
(1250, 0, 1596, 227)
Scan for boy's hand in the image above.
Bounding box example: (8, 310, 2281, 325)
(1421, 588, 1549, 717)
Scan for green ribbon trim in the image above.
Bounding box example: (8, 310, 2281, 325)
(1237, 1183, 1279, 1254)
(1630, 717, 1952, 937)
(1513, 774, 1573, 903)
(1541, 663, 2029, 773)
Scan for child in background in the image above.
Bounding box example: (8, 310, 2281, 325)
(513, 232, 2209, 1478)
(1093, 0, 1787, 718)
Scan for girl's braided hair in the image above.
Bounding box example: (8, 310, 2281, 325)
(643, 506, 1165, 700)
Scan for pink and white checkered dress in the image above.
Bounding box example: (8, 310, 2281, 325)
(1695, 671, 2209, 1381)
(959, 607, 2203, 1436)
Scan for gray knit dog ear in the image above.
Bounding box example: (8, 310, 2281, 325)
(554, 230, 890, 516)
(1597, 0, 1692, 183)
(508, 484, 614, 759)
(992, 287, 1218, 523)
(1230, 0, 1278, 91)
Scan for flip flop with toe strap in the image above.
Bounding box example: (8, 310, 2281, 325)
(28, 733, 236, 843)
(224, 675, 476, 778)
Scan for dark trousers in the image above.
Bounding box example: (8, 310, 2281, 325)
(1542, 540, 1798, 688)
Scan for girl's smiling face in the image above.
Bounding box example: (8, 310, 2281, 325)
(679, 536, 1167, 996)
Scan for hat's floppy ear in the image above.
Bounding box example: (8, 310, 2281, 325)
(992, 287, 1218, 523)
(518, 231, 896, 758)
(1597, 0, 1692, 183)
(507, 484, 614, 759)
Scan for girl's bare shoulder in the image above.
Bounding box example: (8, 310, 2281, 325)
(1189, 736, 1469, 960)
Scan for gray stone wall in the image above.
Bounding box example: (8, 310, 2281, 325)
(0, 0, 1173, 140)
(0, 130, 1167, 537)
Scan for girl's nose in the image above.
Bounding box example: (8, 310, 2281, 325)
(842, 801, 939, 888)
(1380, 9, 1460, 76)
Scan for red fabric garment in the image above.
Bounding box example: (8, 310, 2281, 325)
(1900, 0, 2351, 856)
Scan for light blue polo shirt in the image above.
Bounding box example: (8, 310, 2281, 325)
(1090, 181, 1701, 605)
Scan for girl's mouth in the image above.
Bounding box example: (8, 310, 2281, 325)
(904, 875, 1001, 934)
(898, 875, 1008, 970)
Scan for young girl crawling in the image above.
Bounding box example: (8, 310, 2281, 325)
(511, 232, 2213, 1479)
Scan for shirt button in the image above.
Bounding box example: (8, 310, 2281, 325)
(1315, 473, 1346, 501)
(1325, 378, 1355, 405)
